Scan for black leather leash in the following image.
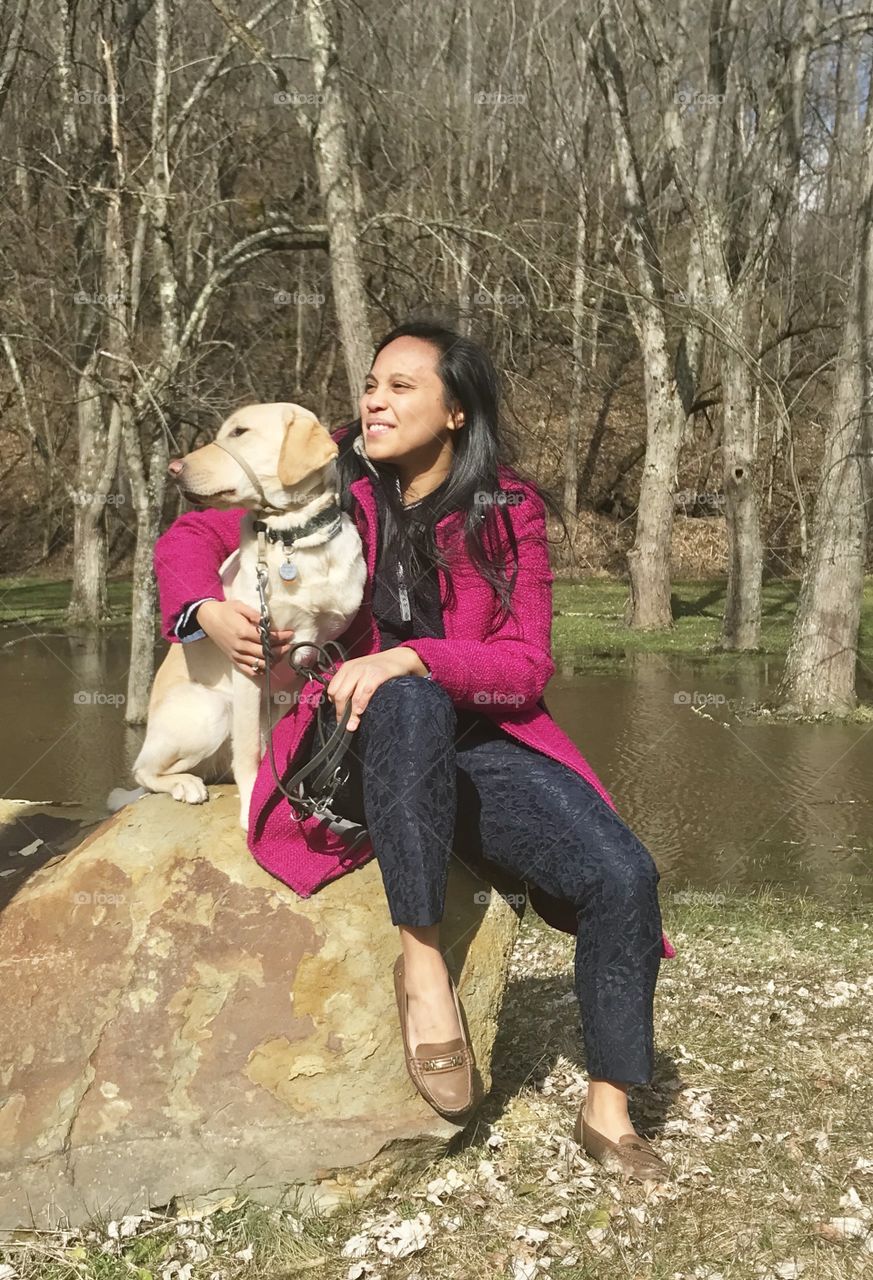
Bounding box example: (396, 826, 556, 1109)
(254, 575, 371, 858)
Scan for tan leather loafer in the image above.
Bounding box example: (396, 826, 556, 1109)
(574, 1107, 670, 1182)
(393, 954, 475, 1119)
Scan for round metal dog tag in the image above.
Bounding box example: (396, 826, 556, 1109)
(279, 560, 298, 581)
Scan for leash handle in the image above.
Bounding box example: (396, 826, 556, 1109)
(252, 567, 365, 838)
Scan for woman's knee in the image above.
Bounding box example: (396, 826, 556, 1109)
(359, 677, 457, 819)
(566, 825, 661, 907)
(597, 838, 661, 904)
(363, 674, 455, 732)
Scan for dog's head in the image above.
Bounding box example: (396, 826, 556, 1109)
(167, 403, 338, 510)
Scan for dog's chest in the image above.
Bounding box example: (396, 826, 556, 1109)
(227, 522, 366, 628)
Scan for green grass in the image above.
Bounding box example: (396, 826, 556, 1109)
(553, 577, 873, 667)
(552, 578, 798, 658)
(4, 887, 872, 1279)
(5, 573, 873, 674)
(0, 577, 133, 627)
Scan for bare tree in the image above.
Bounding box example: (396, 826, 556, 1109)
(632, 0, 821, 649)
(0, 0, 29, 121)
(3, 0, 873, 732)
(777, 75, 873, 714)
(303, 0, 372, 396)
(578, 5, 704, 629)
(206, 0, 372, 402)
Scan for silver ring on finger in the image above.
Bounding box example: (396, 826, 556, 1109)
(251, 660, 262, 675)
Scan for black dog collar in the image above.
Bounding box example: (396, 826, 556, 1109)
(252, 502, 342, 548)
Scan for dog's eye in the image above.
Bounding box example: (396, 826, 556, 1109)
(229, 427, 248, 437)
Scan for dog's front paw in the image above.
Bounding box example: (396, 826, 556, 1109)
(171, 776, 209, 804)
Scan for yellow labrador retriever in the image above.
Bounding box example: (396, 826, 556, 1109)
(133, 403, 367, 831)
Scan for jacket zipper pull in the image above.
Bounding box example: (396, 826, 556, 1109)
(394, 474, 412, 622)
(397, 560, 411, 621)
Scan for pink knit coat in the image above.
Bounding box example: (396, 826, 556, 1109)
(154, 430, 675, 960)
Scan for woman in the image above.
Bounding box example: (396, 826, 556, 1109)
(154, 320, 676, 1183)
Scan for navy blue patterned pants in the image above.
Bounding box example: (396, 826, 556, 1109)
(314, 674, 664, 1085)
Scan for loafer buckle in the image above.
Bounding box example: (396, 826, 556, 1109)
(420, 1052, 465, 1072)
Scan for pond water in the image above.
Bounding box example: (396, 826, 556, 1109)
(2, 629, 872, 905)
(551, 649, 873, 904)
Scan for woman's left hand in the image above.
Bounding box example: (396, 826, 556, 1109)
(327, 647, 429, 731)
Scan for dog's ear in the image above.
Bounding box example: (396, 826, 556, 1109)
(277, 411, 338, 487)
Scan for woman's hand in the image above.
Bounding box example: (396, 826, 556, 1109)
(196, 599, 294, 677)
(327, 648, 429, 731)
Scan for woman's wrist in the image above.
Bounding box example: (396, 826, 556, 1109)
(403, 646, 431, 678)
(195, 600, 221, 632)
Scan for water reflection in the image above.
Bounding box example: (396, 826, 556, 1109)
(2, 629, 872, 903)
(550, 649, 873, 901)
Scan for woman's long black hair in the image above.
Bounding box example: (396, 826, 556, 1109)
(335, 319, 568, 628)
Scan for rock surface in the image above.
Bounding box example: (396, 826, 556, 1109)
(0, 787, 520, 1231)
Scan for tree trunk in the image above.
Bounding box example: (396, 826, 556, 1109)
(625, 312, 684, 628)
(721, 321, 764, 649)
(125, 0, 174, 725)
(564, 184, 589, 530)
(580, 9, 684, 628)
(456, 0, 474, 334)
(304, 0, 372, 404)
(776, 346, 868, 713)
(777, 86, 873, 714)
(66, 356, 121, 625)
(125, 429, 167, 723)
(0, 0, 29, 121)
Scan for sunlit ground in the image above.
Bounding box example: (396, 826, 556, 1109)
(3, 888, 872, 1280)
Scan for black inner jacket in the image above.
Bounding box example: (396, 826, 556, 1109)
(302, 473, 507, 817)
(369, 476, 503, 745)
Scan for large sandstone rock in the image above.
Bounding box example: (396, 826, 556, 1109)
(0, 787, 520, 1231)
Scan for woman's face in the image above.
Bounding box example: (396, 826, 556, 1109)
(359, 336, 463, 466)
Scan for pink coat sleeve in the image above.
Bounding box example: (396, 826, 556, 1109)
(154, 507, 245, 642)
(397, 487, 555, 711)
